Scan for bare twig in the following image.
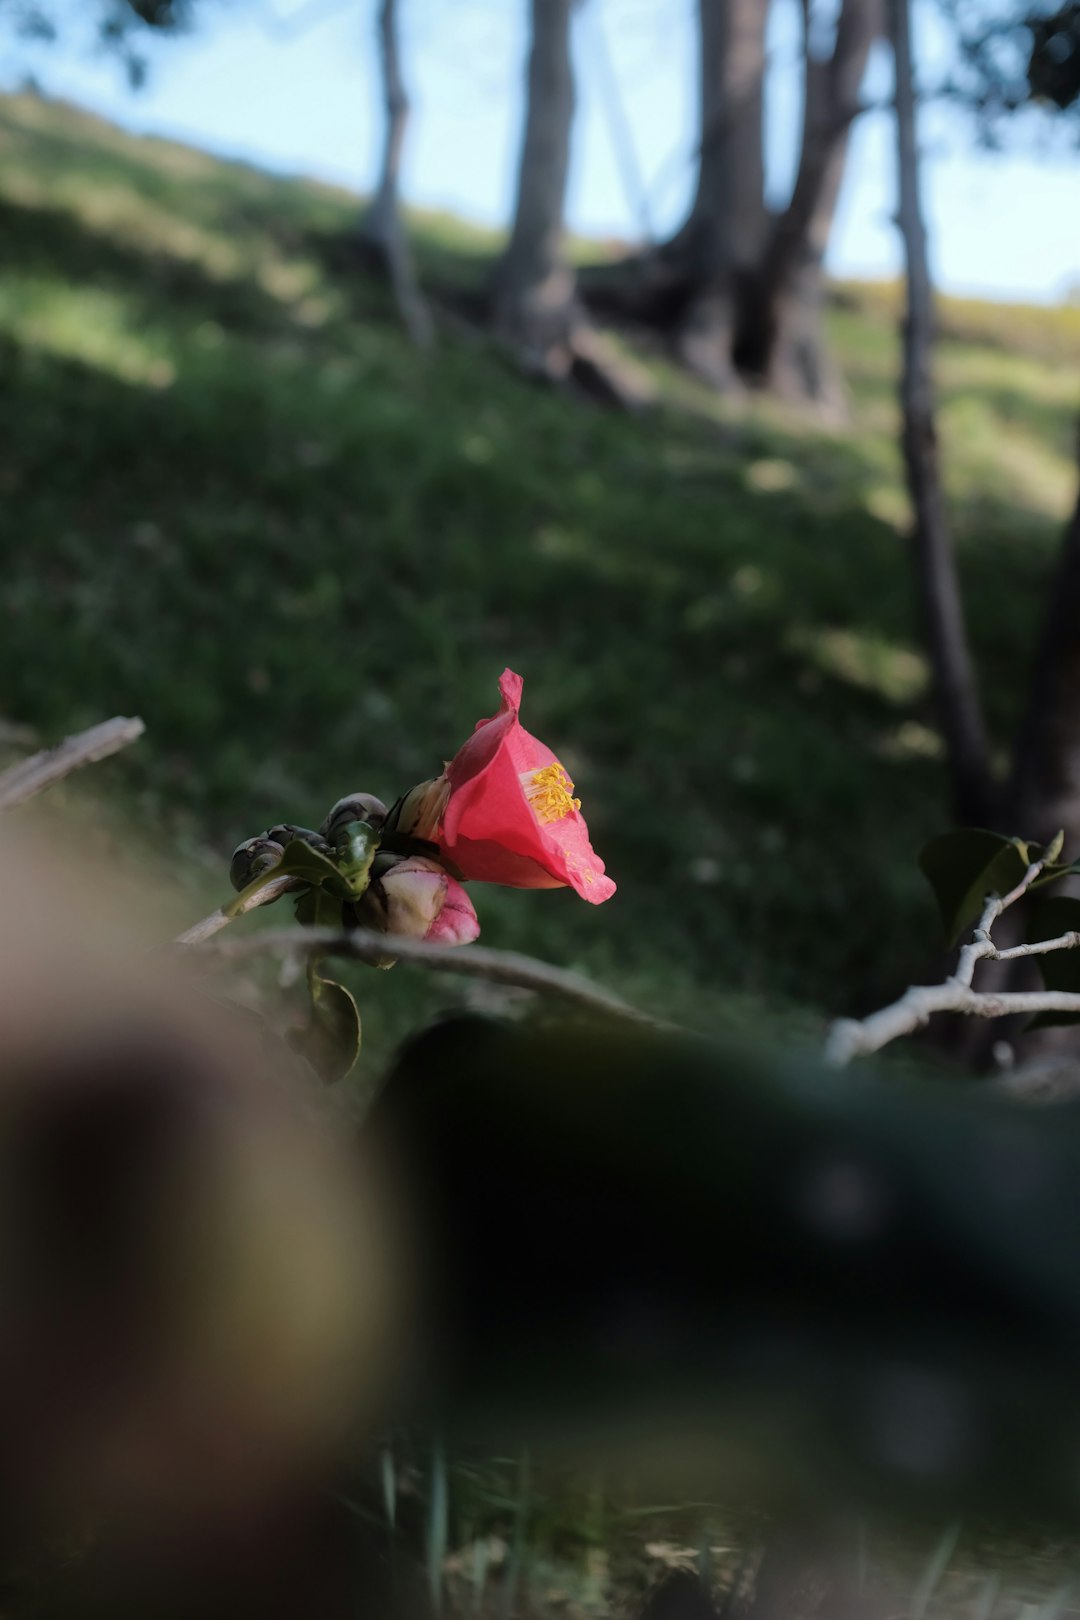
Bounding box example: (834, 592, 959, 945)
(0, 716, 145, 812)
(993, 931, 1080, 961)
(174, 875, 305, 946)
(824, 857, 1080, 1066)
(193, 925, 652, 1026)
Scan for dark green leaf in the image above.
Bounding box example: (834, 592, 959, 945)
(276, 836, 344, 886)
(1031, 860, 1080, 891)
(289, 960, 362, 1083)
(1026, 895, 1080, 1029)
(918, 829, 1030, 947)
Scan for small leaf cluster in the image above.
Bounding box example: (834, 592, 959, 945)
(226, 793, 435, 1085)
(920, 827, 1080, 1027)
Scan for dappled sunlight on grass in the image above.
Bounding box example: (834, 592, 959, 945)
(873, 719, 946, 762)
(0, 275, 177, 386)
(787, 626, 930, 706)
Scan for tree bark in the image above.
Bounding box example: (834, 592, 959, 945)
(736, 0, 882, 405)
(889, 0, 995, 826)
(359, 0, 433, 348)
(675, 0, 769, 386)
(578, 0, 872, 406)
(1009, 429, 1080, 845)
(493, 0, 581, 375)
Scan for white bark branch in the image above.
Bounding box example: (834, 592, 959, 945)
(824, 855, 1080, 1066)
(0, 715, 145, 812)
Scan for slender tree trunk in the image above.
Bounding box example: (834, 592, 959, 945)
(676, 0, 769, 386)
(359, 0, 432, 348)
(1009, 430, 1080, 845)
(737, 0, 881, 405)
(889, 0, 995, 826)
(493, 0, 581, 375)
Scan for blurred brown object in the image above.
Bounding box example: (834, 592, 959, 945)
(0, 822, 402, 1614)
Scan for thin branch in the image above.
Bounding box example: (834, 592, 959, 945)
(826, 984, 1080, 1066)
(824, 856, 1080, 1066)
(994, 931, 1080, 961)
(0, 715, 145, 812)
(193, 925, 653, 1025)
(174, 875, 305, 946)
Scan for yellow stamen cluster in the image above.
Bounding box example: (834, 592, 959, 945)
(522, 763, 581, 825)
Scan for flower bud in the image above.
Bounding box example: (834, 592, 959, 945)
(320, 795, 389, 843)
(383, 777, 451, 843)
(265, 825, 334, 857)
(355, 854, 479, 946)
(229, 836, 285, 893)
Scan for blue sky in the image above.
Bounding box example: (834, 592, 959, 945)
(3, 0, 1078, 303)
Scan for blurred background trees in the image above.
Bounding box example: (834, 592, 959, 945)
(0, 0, 197, 84)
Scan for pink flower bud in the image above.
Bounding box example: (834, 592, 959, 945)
(356, 855, 479, 946)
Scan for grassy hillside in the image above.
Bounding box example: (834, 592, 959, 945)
(1, 90, 1078, 1063)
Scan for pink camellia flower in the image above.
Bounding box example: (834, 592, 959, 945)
(357, 854, 480, 945)
(434, 669, 615, 904)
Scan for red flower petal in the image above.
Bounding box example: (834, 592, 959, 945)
(437, 669, 615, 904)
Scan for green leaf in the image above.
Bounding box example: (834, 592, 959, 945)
(1031, 859, 1080, 891)
(276, 836, 343, 886)
(1026, 895, 1080, 1029)
(289, 959, 362, 1083)
(918, 829, 1030, 947)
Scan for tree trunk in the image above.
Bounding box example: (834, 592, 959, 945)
(1009, 429, 1080, 845)
(736, 0, 881, 406)
(359, 0, 432, 348)
(889, 0, 995, 826)
(675, 0, 769, 386)
(493, 0, 581, 375)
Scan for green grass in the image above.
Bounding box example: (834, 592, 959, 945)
(1, 90, 1078, 1070)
